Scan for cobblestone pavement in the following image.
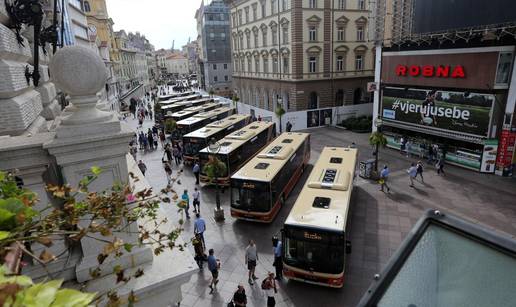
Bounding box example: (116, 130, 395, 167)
(127, 105, 516, 307)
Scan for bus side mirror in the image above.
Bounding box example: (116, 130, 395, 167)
(346, 240, 352, 254)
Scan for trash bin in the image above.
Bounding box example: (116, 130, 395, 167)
(359, 159, 376, 179)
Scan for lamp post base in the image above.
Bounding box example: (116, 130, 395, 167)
(214, 208, 225, 222)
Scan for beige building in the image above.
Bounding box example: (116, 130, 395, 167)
(166, 53, 190, 76)
(229, 0, 374, 115)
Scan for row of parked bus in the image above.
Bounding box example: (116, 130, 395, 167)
(156, 92, 357, 289)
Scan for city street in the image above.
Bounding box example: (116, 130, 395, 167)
(129, 111, 516, 307)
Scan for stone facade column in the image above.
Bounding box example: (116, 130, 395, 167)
(43, 46, 152, 282)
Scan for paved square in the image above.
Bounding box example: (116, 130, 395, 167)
(130, 115, 516, 307)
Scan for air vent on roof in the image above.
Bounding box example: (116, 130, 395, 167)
(233, 130, 247, 136)
(322, 169, 337, 183)
(308, 169, 350, 191)
(330, 157, 343, 164)
(312, 197, 331, 209)
(282, 139, 293, 144)
(255, 162, 269, 170)
(249, 126, 259, 129)
(268, 146, 283, 154)
(258, 144, 293, 159)
(220, 142, 232, 147)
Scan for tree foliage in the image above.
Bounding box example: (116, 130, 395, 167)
(0, 167, 185, 306)
(164, 119, 177, 134)
(369, 131, 387, 147)
(203, 156, 227, 181)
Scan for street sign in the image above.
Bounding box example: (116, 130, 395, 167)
(367, 82, 378, 92)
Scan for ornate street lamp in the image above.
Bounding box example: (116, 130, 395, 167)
(5, 0, 60, 87)
(207, 138, 225, 221)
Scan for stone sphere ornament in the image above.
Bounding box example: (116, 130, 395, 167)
(49, 46, 107, 96)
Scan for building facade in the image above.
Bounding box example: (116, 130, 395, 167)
(65, 0, 92, 48)
(196, 0, 233, 97)
(229, 0, 374, 128)
(84, 0, 120, 108)
(371, 0, 516, 176)
(166, 54, 190, 77)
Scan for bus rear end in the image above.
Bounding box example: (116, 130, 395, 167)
(230, 179, 276, 222)
(182, 137, 206, 163)
(282, 225, 348, 288)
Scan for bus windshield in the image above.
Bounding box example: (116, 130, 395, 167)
(231, 181, 270, 212)
(284, 226, 345, 274)
(183, 138, 206, 156)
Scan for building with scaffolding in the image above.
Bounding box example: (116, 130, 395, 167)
(371, 0, 516, 176)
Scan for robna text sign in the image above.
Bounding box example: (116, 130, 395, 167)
(395, 65, 466, 79)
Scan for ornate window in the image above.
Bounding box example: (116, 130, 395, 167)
(309, 26, 317, 41)
(252, 3, 258, 20)
(245, 7, 250, 23)
(282, 27, 289, 44)
(336, 56, 344, 71)
(357, 26, 364, 41)
(84, 0, 91, 12)
(358, 0, 365, 10)
(282, 0, 288, 11)
(309, 57, 317, 73)
(255, 57, 260, 72)
(338, 0, 345, 9)
(260, 0, 266, 18)
(263, 57, 269, 73)
(271, 0, 277, 14)
(355, 55, 364, 70)
(309, 0, 317, 9)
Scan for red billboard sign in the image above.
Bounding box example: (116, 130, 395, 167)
(395, 65, 466, 78)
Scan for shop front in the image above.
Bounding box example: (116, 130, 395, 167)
(379, 46, 514, 173)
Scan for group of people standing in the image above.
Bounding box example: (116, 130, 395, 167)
(205, 239, 282, 307)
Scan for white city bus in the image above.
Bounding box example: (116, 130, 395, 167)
(161, 97, 211, 117)
(158, 91, 195, 101)
(282, 146, 357, 288)
(170, 102, 220, 122)
(172, 107, 235, 142)
(230, 133, 311, 223)
(182, 114, 251, 163)
(198, 121, 277, 186)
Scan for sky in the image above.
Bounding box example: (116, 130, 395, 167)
(106, 0, 201, 50)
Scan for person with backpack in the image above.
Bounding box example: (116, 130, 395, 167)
(192, 233, 204, 269)
(232, 285, 247, 307)
(416, 161, 424, 183)
(262, 272, 277, 307)
(207, 248, 220, 294)
(163, 162, 172, 184)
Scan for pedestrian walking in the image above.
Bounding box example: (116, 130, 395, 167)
(159, 131, 166, 147)
(400, 137, 406, 155)
(182, 189, 190, 219)
(130, 144, 138, 161)
(137, 160, 147, 176)
(436, 158, 445, 175)
(379, 165, 391, 192)
(173, 146, 181, 165)
(406, 140, 412, 157)
(193, 162, 200, 185)
(245, 240, 259, 285)
(164, 144, 173, 162)
(416, 161, 424, 183)
(194, 213, 206, 249)
(193, 187, 201, 213)
(408, 163, 417, 187)
(262, 272, 277, 307)
(163, 162, 172, 184)
(193, 233, 205, 269)
(272, 237, 283, 280)
(232, 285, 247, 307)
(427, 145, 434, 164)
(207, 249, 220, 294)
(286, 121, 292, 132)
